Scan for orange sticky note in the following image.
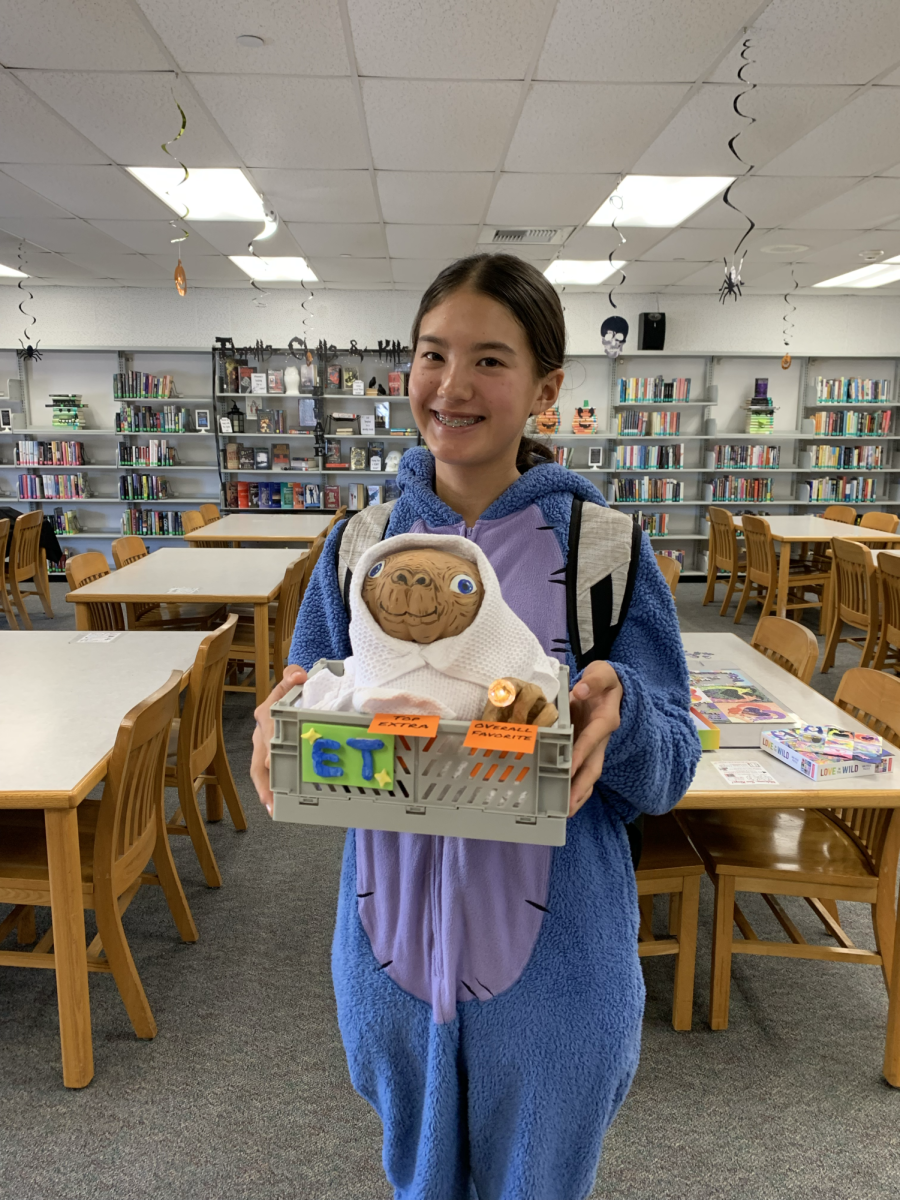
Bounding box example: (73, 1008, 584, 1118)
(463, 721, 538, 755)
(368, 713, 441, 738)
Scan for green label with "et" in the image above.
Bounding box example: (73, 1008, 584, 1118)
(300, 723, 395, 790)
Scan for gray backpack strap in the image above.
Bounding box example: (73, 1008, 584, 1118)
(335, 500, 399, 614)
(566, 498, 643, 669)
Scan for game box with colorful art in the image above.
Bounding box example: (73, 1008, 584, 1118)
(689, 669, 799, 748)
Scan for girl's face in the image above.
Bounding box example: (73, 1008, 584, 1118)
(408, 288, 563, 471)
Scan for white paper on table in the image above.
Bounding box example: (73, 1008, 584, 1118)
(713, 760, 779, 786)
(167, 586, 200, 594)
(72, 631, 122, 643)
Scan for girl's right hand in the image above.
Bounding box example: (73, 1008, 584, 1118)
(251, 665, 308, 815)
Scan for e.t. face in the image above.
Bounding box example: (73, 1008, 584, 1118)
(361, 549, 483, 644)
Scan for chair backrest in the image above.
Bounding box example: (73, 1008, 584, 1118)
(325, 505, 348, 536)
(707, 506, 739, 571)
(0, 516, 8, 589)
(10, 509, 42, 582)
(94, 669, 182, 894)
(654, 552, 681, 596)
(859, 511, 899, 534)
(181, 510, 205, 536)
(199, 504, 221, 524)
(272, 557, 309, 680)
(740, 513, 774, 586)
(831, 537, 877, 630)
(65, 551, 125, 631)
(750, 615, 818, 683)
(178, 614, 238, 780)
(823, 504, 857, 525)
(111, 535, 148, 570)
(878, 551, 900, 660)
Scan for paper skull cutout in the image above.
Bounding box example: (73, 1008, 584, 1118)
(601, 315, 629, 359)
(361, 548, 483, 644)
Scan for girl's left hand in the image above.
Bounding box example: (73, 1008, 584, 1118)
(568, 661, 623, 815)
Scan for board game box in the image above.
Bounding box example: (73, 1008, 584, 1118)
(689, 669, 799, 747)
(761, 725, 894, 781)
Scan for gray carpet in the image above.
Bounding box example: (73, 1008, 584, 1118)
(1, 582, 898, 1200)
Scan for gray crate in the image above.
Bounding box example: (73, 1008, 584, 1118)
(270, 661, 572, 845)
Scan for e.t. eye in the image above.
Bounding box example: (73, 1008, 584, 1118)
(368, 561, 384, 578)
(449, 574, 477, 596)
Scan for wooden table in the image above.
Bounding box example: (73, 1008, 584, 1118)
(0, 629, 206, 1088)
(677, 632, 900, 1085)
(733, 515, 900, 619)
(184, 512, 332, 546)
(66, 548, 302, 705)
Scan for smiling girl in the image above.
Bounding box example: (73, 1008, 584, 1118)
(251, 255, 699, 1200)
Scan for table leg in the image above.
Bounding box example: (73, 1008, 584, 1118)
(44, 808, 93, 1089)
(74, 604, 91, 631)
(776, 536, 791, 620)
(254, 601, 270, 707)
(883, 861, 900, 1086)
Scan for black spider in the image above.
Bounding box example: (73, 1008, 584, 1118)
(719, 259, 743, 303)
(17, 340, 42, 361)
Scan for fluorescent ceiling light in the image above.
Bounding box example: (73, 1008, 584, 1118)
(587, 176, 734, 228)
(127, 167, 266, 221)
(0, 263, 28, 277)
(813, 257, 900, 288)
(544, 260, 626, 285)
(230, 256, 318, 282)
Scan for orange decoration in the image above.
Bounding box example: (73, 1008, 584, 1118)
(368, 713, 440, 738)
(781, 353, 791, 370)
(535, 406, 560, 435)
(463, 720, 538, 755)
(174, 258, 187, 297)
(487, 678, 518, 708)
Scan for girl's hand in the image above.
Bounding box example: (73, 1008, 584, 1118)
(251, 666, 308, 816)
(568, 661, 623, 815)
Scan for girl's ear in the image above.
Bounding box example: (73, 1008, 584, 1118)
(530, 368, 565, 416)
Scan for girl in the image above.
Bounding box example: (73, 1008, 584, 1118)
(252, 255, 700, 1200)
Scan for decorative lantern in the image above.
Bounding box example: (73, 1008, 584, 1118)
(227, 401, 245, 433)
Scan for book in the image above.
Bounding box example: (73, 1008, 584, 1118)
(272, 442, 290, 469)
(349, 446, 368, 470)
(300, 362, 316, 390)
(251, 373, 268, 394)
(689, 670, 799, 748)
(255, 447, 271, 469)
(225, 482, 239, 509)
(238, 444, 255, 469)
(691, 708, 720, 751)
(258, 409, 275, 434)
(249, 483, 259, 508)
(225, 442, 240, 471)
(291, 455, 310, 470)
(343, 368, 357, 388)
(259, 480, 272, 508)
(304, 483, 320, 508)
(360, 414, 375, 435)
(761, 726, 894, 781)
(388, 371, 403, 396)
(368, 440, 384, 471)
(348, 482, 365, 510)
(366, 484, 383, 506)
(239, 366, 253, 393)
(292, 483, 305, 509)
(327, 365, 342, 390)
(325, 438, 342, 465)
(237, 481, 251, 508)
(280, 482, 293, 508)
(323, 484, 340, 510)
(267, 369, 284, 394)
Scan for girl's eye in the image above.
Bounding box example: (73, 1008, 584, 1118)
(477, 357, 503, 368)
(422, 351, 444, 362)
(449, 574, 477, 596)
(368, 561, 384, 578)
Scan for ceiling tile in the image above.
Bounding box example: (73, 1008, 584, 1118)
(639, 228, 751, 261)
(0, 73, 108, 165)
(0, 217, 130, 256)
(349, 0, 548, 79)
(800, 230, 900, 264)
(759, 88, 900, 177)
(751, 229, 869, 257)
(538, 0, 759, 82)
(288, 223, 386, 257)
(147, 254, 247, 282)
(632, 84, 854, 176)
(505, 83, 689, 174)
(361, 80, 521, 172)
(789, 178, 900, 229)
(135, 0, 350, 75)
(17, 71, 239, 168)
(562, 226, 669, 259)
(0, 171, 71, 220)
(390, 258, 455, 284)
(87, 220, 221, 255)
(1, 0, 169, 70)
(386, 225, 477, 258)
(62, 251, 170, 281)
(251, 170, 379, 223)
(191, 75, 368, 169)
(709, 0, 900, 85)
(487, 173, 618, 227)
(684, 176, 862, 228)
(13, 252, 100, 281)
(478, 243, 557, 263)
(376, 172, 493, 224)
(621, 261, 715, 285)
(185, 220, 303, 257)
(305, 257, 393, 283)
(1, 165, 173, 219)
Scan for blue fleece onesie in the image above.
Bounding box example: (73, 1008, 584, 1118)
(289, 449, 700, 1200)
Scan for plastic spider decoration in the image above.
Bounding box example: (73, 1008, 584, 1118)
(718, 259, 743, 304)
(17, 340, 42, 361)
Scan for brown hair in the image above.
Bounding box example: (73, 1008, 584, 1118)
(410, 254, 565, 472)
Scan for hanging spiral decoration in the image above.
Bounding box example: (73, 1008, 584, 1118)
(247, 202, 279, 307)
(782, 264, 798, 368)
(607, 191, 627, 309)
(17, 240, 37, 349)
(718, 37, 757, 303)
(161, 95, 190, 295)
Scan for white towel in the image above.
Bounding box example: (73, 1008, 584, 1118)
(299, 533, 560, 720)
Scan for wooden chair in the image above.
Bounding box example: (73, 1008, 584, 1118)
(226, 556, 307, 695)
(654, 553, 681, 596)
(874, 550, 900, 674)
(325, 505, 348, 535)
(181, 510, 205, 535)
(859, 511, 898, 534)
(679, 667, 900, 1031)
(164, 615, 245, 888)
(734, 514, 831, 629)
(635, 812, 705, 1030)
(750, 615, 818, 683)
(4, 510, 53, 629)
(199, 504, 221, 523)
(822, 504, 857, 524)
(821, 538, 879, 673)
(111, 536, 225, 630)
(0, 517, 18, 629)
(65, 551, 125, 632)
(703, 507, 745, 615)
(0, 670, 198, 1042)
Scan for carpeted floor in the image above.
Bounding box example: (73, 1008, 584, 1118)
(1, 580, 898, 1200)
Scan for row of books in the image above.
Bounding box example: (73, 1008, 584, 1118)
(808, 444, 885, 469)
(48, 509, 81, 534)
(812, 410, 892, 437)
(808, 477, 878, 503)
(636, 511, 669, 535)
(746, 411, 775, 433)
(118, 473, 172, 500)
(17, 472, 89, 500)
(553, 445, 572, 467)
(112, 372, 175, 400)
(613, 478, 683, 502)
(710, 477, 773, 502)
(615, 444, 683, 470)
(14, 439, 85, 466)
(117, 440, 178, 467)
(617, 411, 681, 436)
(121, 509, 184, 537)
(225, 480, 399, 510)
(715, 445, 780, 469)
(47, 396, 86, 429)
(656, 548, 685, 566)
(618, 377, 691, 402)
(115, 404, 193, 433)
(815, 376, 891, 401)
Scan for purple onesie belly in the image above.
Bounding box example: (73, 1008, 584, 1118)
(355, 505, 568, 1023)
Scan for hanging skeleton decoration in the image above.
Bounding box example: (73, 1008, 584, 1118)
(601, 315, 629, 359)
(719, 37, 757, 304)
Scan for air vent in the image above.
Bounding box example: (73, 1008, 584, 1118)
(479, 226, 573, 247)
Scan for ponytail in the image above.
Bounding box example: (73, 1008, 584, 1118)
(516, 436, 554, 473)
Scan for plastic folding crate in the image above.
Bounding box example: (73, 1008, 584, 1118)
(270, 660, 573, 845)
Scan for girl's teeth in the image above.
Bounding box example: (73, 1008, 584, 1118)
(435, 412, 481, 428)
